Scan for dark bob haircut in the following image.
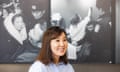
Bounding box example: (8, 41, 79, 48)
(36, 26, 68, 65)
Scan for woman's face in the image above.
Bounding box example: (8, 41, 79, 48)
(50, 32, 68, 58)
(13, 16, 25, 31)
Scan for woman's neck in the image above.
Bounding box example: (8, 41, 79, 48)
(53, 55, 60, 64)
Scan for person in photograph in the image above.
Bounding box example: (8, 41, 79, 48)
(0, 14, 27, 62)
(21, 0, 48, 30)
(65, 8, 92, 62)
(76, 21, 99, 63)
(77, 0, 112, 63)
(88, 0, 112, 63)
(28, 26, 74, 72)
(11, 14, 40, 62)
(20, 0, 48, 48)
(0, 12, 40, 62)
(51, 13, 66, 29)
(28, 4, 47, 48)
(16, 2, 48, 62)
(68, 7, 92, 46)
(0, 1, 30, 62)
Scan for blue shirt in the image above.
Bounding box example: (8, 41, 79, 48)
(28, 60, 74, 72)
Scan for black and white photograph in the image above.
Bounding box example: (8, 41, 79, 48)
(0, 0, 49, 63)
(51, 0, 115, 63)
(0, 0, 115, 64)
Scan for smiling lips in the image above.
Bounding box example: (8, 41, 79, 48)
(57, 47, 65, 53)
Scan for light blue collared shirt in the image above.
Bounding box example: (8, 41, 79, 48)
(28, 60, 74, 72)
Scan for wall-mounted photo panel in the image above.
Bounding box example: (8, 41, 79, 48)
(0, 0, 49, 63)
(51, 0, 115, 64)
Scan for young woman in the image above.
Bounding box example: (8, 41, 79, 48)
(0, 13, 27, 62)
(29, 26, 74, 72)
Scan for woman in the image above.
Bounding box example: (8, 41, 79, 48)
(28, 26, 74, 72)
(0, 13, 27, 62)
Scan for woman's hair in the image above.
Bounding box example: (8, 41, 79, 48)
(11, 14, 24, 24)
(37, 26, 68, 65)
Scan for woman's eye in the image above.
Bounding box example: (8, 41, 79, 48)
(64, 39, 67, 41)
(56, 40, 60, 42)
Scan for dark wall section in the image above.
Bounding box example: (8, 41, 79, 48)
(0, 64, 120, 72)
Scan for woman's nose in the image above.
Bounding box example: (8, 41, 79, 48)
(60, 41, 64, 46)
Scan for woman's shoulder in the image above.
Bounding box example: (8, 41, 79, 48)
(66, 63, 75, 72)
(28, 60, 47, 72)
(58, 63, 74, 72)
(30, 60, 46, 68)
(33, 60, 43, 65)
(66, 63, 73, 67)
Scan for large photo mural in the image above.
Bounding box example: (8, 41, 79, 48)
(51, 0, 115, 63)
(0, 0, 115, 64)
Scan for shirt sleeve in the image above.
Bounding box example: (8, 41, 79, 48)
(28, 61, 47, 72)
